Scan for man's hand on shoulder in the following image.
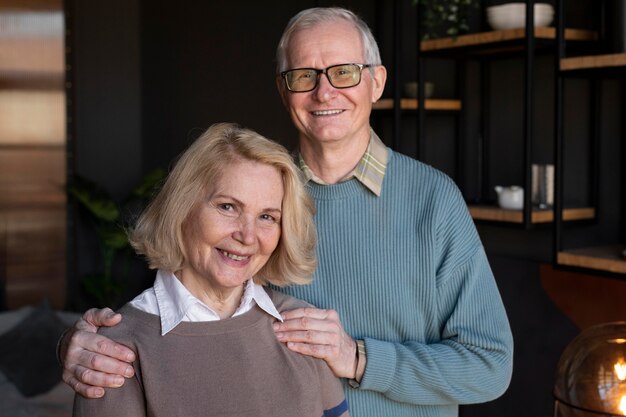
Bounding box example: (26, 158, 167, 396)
(273, 307, 358, 379)
(60, 308, 136, 398)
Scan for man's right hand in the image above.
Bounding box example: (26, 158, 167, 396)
(60, 308, 136, 398)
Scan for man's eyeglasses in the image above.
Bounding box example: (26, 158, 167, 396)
(280, 63, 373, 93)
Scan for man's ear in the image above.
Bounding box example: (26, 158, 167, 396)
(371, 65, 387, 103)
(276, 76, 289, 108)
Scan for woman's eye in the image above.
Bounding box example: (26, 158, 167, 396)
(216, 203, 237, 216)
(260, 213, 277, 223)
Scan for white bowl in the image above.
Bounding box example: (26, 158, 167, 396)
(486, 2, 554, 30)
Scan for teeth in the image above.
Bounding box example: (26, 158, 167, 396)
(313, 109, 342, 116)
(221, 250, 248, 261)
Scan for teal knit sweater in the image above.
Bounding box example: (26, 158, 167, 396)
(280, 149, 514, 417)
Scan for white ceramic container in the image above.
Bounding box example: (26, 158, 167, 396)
(494, 185, 524, 210)
(486, 2, 554, 30)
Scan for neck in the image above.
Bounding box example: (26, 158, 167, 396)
(176, 271, 245, 319)
(299, 131, 370, 184)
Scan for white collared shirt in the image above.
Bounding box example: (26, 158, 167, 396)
(129, 270, 283, 335)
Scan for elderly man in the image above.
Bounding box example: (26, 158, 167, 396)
(60, 7, 513, 417)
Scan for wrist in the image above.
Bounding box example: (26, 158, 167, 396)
(348, 339, 366, 388)
(56, 327, 71, 366)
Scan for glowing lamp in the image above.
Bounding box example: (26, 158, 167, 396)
(554, 322, 626, 416)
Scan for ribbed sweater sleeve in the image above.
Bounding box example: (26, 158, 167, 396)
(280, 149, 513, 417)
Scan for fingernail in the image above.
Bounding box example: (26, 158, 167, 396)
(112, 376, 124, 387)
(94, 388, 104, 398)
(272, 323, 280, 331)
(124, 367, 134, 378)
(275, 332, 284, 340)
(115, 345, 134, 362)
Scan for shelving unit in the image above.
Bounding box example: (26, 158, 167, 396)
(553, 0, 626, 276)
(414, 2, 597, 226)
(376, 1, 613, 230)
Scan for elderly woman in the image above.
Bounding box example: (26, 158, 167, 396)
(73, 123, 348, 417)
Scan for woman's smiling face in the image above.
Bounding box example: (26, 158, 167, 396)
(180, 158, 283, 295)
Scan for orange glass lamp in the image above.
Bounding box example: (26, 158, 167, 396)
(554, 322, 626, 417)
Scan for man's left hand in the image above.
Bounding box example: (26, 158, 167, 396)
(273, 307, 357, 379)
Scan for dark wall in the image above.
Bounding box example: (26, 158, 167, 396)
(140, 0, 379, 171)
(66, 1, 622, 416)
(68, 0, 142, 198)
(140, 1, 302, 169)
(66, 0, 144, 308)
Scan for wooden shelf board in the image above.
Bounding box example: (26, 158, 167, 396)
(420, 27, 597, 52)
(468, 205, 595, 224)
(558, 245, 626, 275)
(373, 98, 462, 111)
(560, 52, 626, 71)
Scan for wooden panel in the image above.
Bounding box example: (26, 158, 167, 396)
(557, 245, 626, 275)
(0, 38, 64, 73)
(0, 5, 66, 309)
(0, 0, 62, 10)
(0, 146, 65, 184)
(540, 263, 626, 330)
(0, 90, 65, 144)
(0, 208, 66, 309)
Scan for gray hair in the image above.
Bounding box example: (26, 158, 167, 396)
(276, 7, 382, 73)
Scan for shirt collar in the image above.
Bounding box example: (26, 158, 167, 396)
(298, 129, 388, 197)
(153, 270, 283, 335)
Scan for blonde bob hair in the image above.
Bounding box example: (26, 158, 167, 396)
(129, 122, 317, 287)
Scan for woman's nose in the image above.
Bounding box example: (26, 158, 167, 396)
(232, 216, 255, 245)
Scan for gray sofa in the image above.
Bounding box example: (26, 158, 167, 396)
(0, 304, 80, 417)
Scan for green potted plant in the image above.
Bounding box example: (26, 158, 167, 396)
(414, 0, 481, 40)
(68, 168, 165, 308)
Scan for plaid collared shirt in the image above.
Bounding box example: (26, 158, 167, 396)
(298, 130, 388, 197)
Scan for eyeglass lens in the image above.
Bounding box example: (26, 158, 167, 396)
(285, 64, 363, 92)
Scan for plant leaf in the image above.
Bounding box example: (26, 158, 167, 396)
(98, 226, 130, 250)
(131, 168, 166, 199)
(67, 176, 119, 222)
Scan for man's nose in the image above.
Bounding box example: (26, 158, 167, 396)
(314, 72, 337, 101)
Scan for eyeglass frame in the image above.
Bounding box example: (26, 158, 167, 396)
(279, 63, 374, 93)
